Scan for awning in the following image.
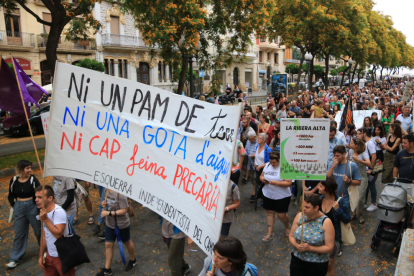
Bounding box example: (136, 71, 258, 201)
(259, 70, 266, 74)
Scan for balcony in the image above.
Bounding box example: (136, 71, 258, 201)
(101, 33, 154, 49)
(0, 30, 35, 48)
(37, 35, 96, 54)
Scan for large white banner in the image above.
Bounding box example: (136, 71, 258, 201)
(335, 110, 382, 130)
(280, 118, 330, 180)
(45, 63, 241, 257)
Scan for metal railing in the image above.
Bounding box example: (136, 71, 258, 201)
(37, 35, 96, 50)
(0, 30, 35, 47)
(101, 33, 154, 48)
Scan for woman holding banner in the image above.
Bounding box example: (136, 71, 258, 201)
(259, 152, 292, 242)
(380, 123, 402, 183)
(96, 190, 137, 276)
(289, 194, 335, 276)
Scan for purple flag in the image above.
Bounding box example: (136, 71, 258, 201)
(0, 57, 23, 115)
(12, 56, 46, 108)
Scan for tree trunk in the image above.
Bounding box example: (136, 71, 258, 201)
(46, 21, 66, 79)
(372, 65, 377, 85)
(340, 66, 349, 88)
(308, 59, 314, 92)
(351, 63, 357, 84)
(380, 66, 384, 80)
(324, 53, 330, 90)
(177, 55, 189, 95)
(293, 49, 305, 99)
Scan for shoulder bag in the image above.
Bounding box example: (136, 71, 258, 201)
(54, 209, 90, 274)
(336, 197, 356, 246)
(74, 181, 89, 209)
(346, 161, 359, 213)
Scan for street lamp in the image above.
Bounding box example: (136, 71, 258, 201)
(266, 61, 271, 87)
(348, 58, 353, 87)
(178, 38, 201, 97)
(305, 53, 312, 90)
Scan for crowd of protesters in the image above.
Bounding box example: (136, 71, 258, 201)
(4, 77, 414, 276)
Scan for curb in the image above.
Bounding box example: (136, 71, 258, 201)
(0, 161, 44, 178)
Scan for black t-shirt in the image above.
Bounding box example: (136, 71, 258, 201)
(302, 112, 312, 118)
(234, 89, 242, 98)
(7, 175, 41, 207)
(249, 121, 258, 133)
(305, 180, 320, 194)
(394, 150, 414, 181)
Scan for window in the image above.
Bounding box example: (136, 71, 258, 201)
(42, 13, 51, 33)
(274, 37, 279, 44)
(274, 53, 279, 64)
(110, 59, 114, 76)
(169, 63, 173, 81)
(267, 52, 270, 61)
(158, 61, 162, 82)
(137, 62, 150, 85)
(163, 62, 167, 82)
(118, 60, 123, 78)
(104, 59, 109, 74)
(318, 56, 323, 62)
(260, 36, 266, 42)
(5, 14, 21, 45)
(123, 59, 128, 79)
(259, 51, 263, 62)
(292, 48, 302, 60)
(110, 16, 120, 35)
(330, 56, 334, 61)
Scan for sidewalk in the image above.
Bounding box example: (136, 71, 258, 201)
(0, 168, 397, 275)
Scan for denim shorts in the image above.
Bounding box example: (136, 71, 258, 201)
(105, 225, 131, 243)
(247, 157, 255, 170)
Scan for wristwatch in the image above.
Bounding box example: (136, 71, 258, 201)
(226, 207, 229, 212)
(109, 211, 112, 216)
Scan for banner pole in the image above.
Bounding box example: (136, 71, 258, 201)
(211, 263, 216, 274)
(301, 178, 305, 244)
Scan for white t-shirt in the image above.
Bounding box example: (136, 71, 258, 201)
(262, 163, 291, 200)
(365, 139, 377, 157)
(372, 136, 386, 150)
(254, 146, 265, 167)
(396, 114, 412, 133)
(335, 131, 346, 145)
(44, 205, 69, 257)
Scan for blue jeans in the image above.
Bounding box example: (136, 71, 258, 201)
(365, 177, 377, 204)
(10, 200, 41, 262)
(98, 186, 106, 225)
(67, 213, 77, 235)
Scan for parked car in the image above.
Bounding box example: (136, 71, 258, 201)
(2, 104, 50, 136)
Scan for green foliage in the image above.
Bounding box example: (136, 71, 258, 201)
(65, 17, 102, 43)
(285, 64, 299, 75)
(172, 67, 198, 83)
(313, 65, 325, 78)
(330, 69, 338, 76)
(336, 65, 348, 73)
(75, 58, 105, 72)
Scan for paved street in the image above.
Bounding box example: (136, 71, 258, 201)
(0, 168, 397, 276)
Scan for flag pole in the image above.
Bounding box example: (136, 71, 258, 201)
(11, 54, 46, 262)
(10, 55, 44, 178)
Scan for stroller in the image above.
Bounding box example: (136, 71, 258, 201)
(370, 178, 414, 253)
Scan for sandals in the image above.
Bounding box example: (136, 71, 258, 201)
(285, 224, 292, 236)
(87, 216, 95, 225)
(359, 216, 365, 224)
(351, 214, 357, 221)
(73, 219, 80, 226)
(262, 234, 274, 243)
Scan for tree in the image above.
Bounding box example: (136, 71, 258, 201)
(75, 58, 105, 72)
(285, 64, 299, 81)
(330, 69, 338, 76)
(122, 0, 276, 96)
(0, 0, 102, 77)
(313, 65, 325, 80)
(172, 67, 198, 94)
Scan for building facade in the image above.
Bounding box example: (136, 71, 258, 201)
(94, 2, 176, 92)
(0, 1, 96, 86)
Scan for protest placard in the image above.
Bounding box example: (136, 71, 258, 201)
(44, 62, 241, 257)
(41, 112, 49, 141)
(335, 110, 382, 130)
(280, 118, 330, 180)
(402, 81, 412, 102)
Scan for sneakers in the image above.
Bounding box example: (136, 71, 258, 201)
(92, 224, 101, 235)
(98, 231, 105, 240)
(367, 204, 378, 212)
(337, 243, 342, 257)
(249, 195, 255, 203)
(6, 260, 23, 269)
(183, 264, 191, 276)
(257, 201, 263, 207)
(125, 258, 137, 272)
(96, 267, 112, 275)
